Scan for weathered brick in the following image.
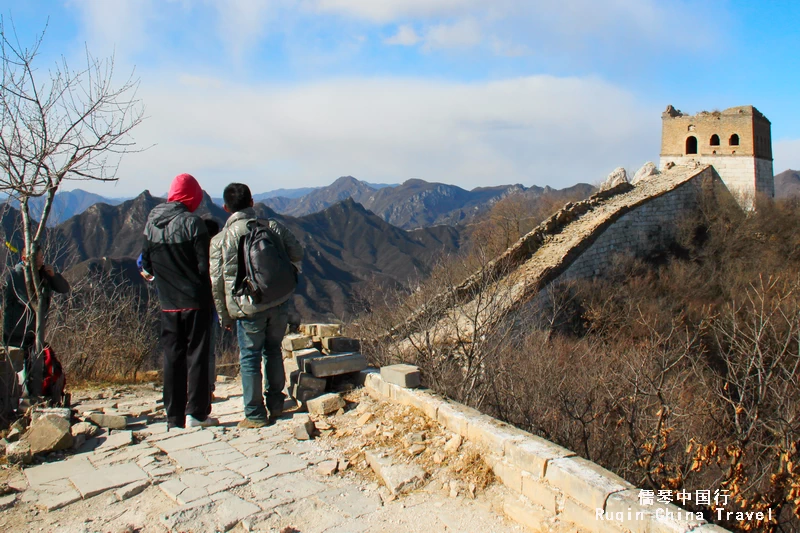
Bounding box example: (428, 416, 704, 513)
(282, 335, 313, 351)
(293, 347, 323, 373)
(436, 401, 482, 438)
(306, 393, 345, 416)
(308, 353, 367, 378)
(503, 498, 549, 531)
(521, 471, 558, 514)
(321, 337, 360, 353)
(297, 373, 326, 392)
(505, 435, 575, 479)
(466, 414, 528, 456)
(380, 364, 421, 388)
(544, 456, 634, 510)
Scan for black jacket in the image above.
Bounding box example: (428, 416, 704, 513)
(3, 262, 70, 348)
(142, 202, 211, 311)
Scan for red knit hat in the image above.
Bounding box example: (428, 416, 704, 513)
(168, 173, 203, 213)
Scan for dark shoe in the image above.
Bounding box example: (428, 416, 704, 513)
(237, 418, 269, 429)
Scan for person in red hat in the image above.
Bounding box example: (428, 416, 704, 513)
(141, 173, 217, 429)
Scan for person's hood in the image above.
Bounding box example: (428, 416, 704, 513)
(167, 173, 203, 213)
(148, 201, 188, 229)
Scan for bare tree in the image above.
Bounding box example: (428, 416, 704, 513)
(0, 18, 144, 372)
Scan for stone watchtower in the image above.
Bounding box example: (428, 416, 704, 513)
(659, 105, 774, 201)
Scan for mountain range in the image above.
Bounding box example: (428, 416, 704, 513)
(0, 176, 595, 320)
(775, 169, 800, 198)
(261, 176, 594, 229)
(34, 192, 462, 319)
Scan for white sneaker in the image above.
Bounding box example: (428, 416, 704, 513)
(185, 415, 219, 428)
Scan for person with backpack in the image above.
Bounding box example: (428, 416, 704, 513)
(2, 246, 70, 399)
(141, 173, 217, 430)
(210, 183, 303, 428)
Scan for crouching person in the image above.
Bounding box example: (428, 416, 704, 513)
(210, 183, 303, 428)
(2, 246, 70, 399)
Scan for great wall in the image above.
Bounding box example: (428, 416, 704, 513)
(1, 105, 773, 531)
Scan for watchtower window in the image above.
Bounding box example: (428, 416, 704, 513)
(710, 134, 720, 146)
(686, 136, 698, 155)
(729, 134, 740, 146)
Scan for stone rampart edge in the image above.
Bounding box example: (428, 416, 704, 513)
(359, 368, 731, 533)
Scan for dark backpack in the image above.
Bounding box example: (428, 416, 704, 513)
(234, 219, 297, 306)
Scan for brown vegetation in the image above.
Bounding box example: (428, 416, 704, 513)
(354, 189, 800, 532)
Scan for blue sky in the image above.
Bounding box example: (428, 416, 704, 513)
(3, 0, 799, 196)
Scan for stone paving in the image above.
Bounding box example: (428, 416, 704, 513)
(0, 381, 527, 533)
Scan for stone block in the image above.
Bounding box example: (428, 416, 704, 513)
(307, 393, 345, 416)
(308, 353, 367, 378)
(27, 413, 73, 454)
(466, 414, 529, 456)
(25, 456, 95, 489)
(307, 323, 341, 339)
(71, 421, 99, 438)
(95, 430, 132, 452)
(365, 449, 426, 495)
(70, 462, 149, 499)
(115, 479, 150, 501)
(521, 471, 558, 514)
(503, 498, 550, 531)
(393, 387, 444, 420)
(293, 347, 323, 373)
(505, 435, 575, 479)
(492, 458, 523, 493)
(436, 401, 482, 439)
(154, 430, 215, 453)
(282, 334, 313, 351)
(322, 336, 361, 353)
(214, 494, 261, 531)
(41, 489, 82, 511)
(89, 413, 128, 430)
(562, 496, 617, 533)
(297, 372, 327, 392)
(380, 364, 421, 388)
(31, 407, 71, 423)
(545, 456, 634, 511)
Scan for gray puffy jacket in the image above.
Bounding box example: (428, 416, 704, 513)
(210, 208, 304, 325)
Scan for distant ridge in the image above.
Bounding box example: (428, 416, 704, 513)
(775, 169, 800, 198)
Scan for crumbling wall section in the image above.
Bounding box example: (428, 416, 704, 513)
(559, 177, 702, 281)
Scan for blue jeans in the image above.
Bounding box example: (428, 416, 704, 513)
(236, 303, 288, 421)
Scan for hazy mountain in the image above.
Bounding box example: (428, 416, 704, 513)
(277, 176, 378, 218)
(254, 187, 319, 200)
(55, 195, 462, 320)
(774, 169, 800, 198)
(250, 175, 593, 229)
(3, 189, 127, 226)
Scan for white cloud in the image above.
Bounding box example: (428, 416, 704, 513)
(108, 73, 659, 196)
(423, 19, 481, 50)
(774, 139, 800, 173)
(310, 0, 480, 23)
(384, 25, 421, 46)
(213, 0, 282, 60)
(68, 0, 156, 58)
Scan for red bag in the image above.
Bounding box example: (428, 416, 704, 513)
(42, 345, 66, 404)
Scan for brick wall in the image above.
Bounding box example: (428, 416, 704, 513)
(362, 370, 730, 533)
(559, 177, 702, 282)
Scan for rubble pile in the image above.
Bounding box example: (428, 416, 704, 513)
(282, 323, 367, 410)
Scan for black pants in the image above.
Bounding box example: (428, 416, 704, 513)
(161, 309, 211, 427)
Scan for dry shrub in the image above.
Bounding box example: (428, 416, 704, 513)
(355, 190, 800, 532)
(48, 272, 160, 381)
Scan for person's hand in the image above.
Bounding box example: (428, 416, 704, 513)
(140, 271, 154, 282)
(42, 265, 55, 277)
(224, 325, 233, 332)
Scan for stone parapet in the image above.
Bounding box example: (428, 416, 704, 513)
(361, 368, 731, 533)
